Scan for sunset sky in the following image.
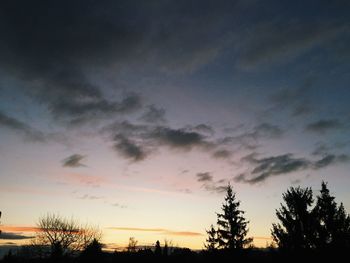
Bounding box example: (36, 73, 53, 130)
(0, 0, 350, 251)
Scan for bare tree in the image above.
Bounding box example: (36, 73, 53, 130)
(127, 237, 138, 253)
(33, 213, 101, 256)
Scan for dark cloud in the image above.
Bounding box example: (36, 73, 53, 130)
(236, 151, 350, 184)
(62, 154, 86, 168)
(104, 121, 217, 162)
(0, 0, 236, 125)
(0, 232, 33, 240)
(196, 172, 213, 182)
(113, 135, 147, 162)
(49, 90, 143, 125)
(313, 154, 350, 169)
(0, 111, 46, 142)
(306, 119, 343, 134)
(140, 105, 166, 123)
(149, 126, 207, 150)
(236, 153, 310, 184)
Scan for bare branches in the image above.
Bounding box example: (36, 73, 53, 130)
(33, 213, 101, 256)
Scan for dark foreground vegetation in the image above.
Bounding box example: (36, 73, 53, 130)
(1, 181, 349, 263)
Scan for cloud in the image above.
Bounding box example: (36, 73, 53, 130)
(140, 105, 166, 123)
(110, 203, 127, 209)
(236, 153, 310, 184)
(108, 227, 203, 237)
(1, 226, 39, 233)
(62, 154, 86, 168)
(239, 18, 348, 69)
(236, 151, 350, 184)
(196, 172, 213, 182)
(0, 232, 34, 240)
(212, 149, 232, 159)
(77, 194, 103, 200)
(252, 123, 284, 139)
(305, 119, 343, 134)
(104, 121, 216, 162)
(0, 1, 235, 126)
(150, 127, 206, 149)
(0, 111, 46, 142)
(189, 124, 215, 135)
(113, 135, 147, 162)
(203, 183, 228, 194)
(50, 91, 143, 125)
(220, 122, 283, 150)
(313, 154, 350, 169)
(61, 173, 106, 187)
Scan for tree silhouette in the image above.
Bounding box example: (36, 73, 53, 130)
(216, 184, 252, 250)
(33, 213, 101, 257)
(80, 238, 102, 260)
(0, 211, 2, 235)
(204, 224, 217, 251)
(154, 240, 161, 256)
(314, 182, 350, 249)
(271, 186, 315, 250)
(127, 237, 138, 253)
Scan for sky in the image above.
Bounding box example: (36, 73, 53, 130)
(0, 0, 350, 251)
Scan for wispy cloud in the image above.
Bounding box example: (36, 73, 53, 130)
(140, 105, 166, 124)
(0, 232, 34, 240)
(305, 119, 344, 134)
(77, 194, 103, 200)
(108, 227, 203, 237)
(236, 151, 350, 184)
(313, 154, 350, 169)
(1, 226, 39, 233)
(0, 111, 46, 142)
(61, 173, 107, 187)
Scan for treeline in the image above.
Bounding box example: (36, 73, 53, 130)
(204, 182, 350, 252)
(0, 182, 350, 262)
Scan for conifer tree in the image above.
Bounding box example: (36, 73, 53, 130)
(205, 224, 218, 251)
(216, 184, 252, 250)
(271, 186, 316, 250)
(314, 182, 350, 249)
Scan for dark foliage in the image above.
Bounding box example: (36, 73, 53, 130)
(271, 186, 315, 250)
(205, 184, 252, 251)
(272, 182, 350, 251)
